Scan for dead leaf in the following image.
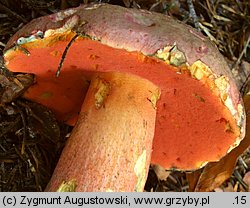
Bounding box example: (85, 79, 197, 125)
(186, 169, 202, 191)
(187, 93, 250, 191)
(0, 73, 34, 103)
(243, 171, 250, 191)
(18, 101, 61, 144)
(224, 182, 234, 192)
(194, 158, 238, 191)
(151, 164, 171, 181)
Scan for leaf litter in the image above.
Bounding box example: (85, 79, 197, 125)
(0, 0, 250, 192)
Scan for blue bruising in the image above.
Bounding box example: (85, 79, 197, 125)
(16, 31, 44, 45)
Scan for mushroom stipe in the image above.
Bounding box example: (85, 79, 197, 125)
(45, 72, 160, 192)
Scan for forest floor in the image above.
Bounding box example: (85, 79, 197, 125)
(0, 0, 249, 192)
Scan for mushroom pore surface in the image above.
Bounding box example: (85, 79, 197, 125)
(4, 34, 240, 170)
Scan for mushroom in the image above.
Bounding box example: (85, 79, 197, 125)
(3, 4, 245, 191)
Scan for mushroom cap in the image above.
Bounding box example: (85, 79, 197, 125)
(3, 3, 245, 170)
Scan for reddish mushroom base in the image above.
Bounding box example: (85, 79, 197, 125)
(5, 34, 239, 170)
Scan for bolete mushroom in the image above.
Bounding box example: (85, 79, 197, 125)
(3, 4, 245, 191)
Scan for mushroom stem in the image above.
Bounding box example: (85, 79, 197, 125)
(45, 72, 160, 192)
